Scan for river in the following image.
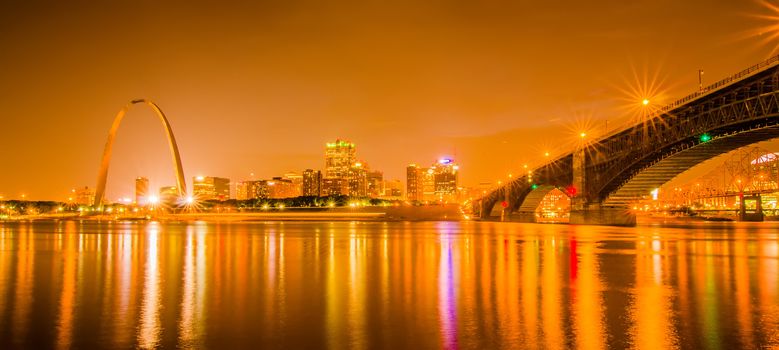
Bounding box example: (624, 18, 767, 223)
(0, 220, 776, 349)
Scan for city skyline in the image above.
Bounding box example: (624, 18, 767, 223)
(1, 1, 777, 200)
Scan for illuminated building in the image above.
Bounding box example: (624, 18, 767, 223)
(406, 164, 424, 201)
(348, 162, 368, 197)
(433, 158, 459, 202)
(135, 177, 149, 204)
(322, 177, 348, 196)
(282, 172, 303, 197)
(236, 180, 263, 200)
(382, 179, 403, 199)
(302, 169, 322, 196)
(325, 139, 356, 179)
(537, 188, 571, 219)
(422, 167, 436, 201)
(159, 186, 179, 205)
(256, 178, 298, 199)
(323, 139, 357, 196)
(75, 186, 95, 206)
(406, 158, 460, 202)
(193, 176, 230, 201)
(367, 170, 384, 197)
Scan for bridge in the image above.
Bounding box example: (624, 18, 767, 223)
(473, 55, 779, 226)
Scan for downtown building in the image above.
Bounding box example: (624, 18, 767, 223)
(236, 180, 262, 200)
(159, 186, 179, 205)
(193, 176, 231, 201)
(382, 179, 403, 200)
(256, 178, 299, 199)
(74, 186, 95, 206)
(302, 169, 322, 196)
(366, 170, 384, 197)
(348, 162, 368, 197)
(135, 177, 149, 205)
(323, 139, 356, 196)
(283, 172, 304, 196)
(406, 158, 459, 203)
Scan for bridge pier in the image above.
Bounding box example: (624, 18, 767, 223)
(738, 195, 764, 222)
(569, 205, 636, 226)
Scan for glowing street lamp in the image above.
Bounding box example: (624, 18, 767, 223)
(642, 99, 649, 106)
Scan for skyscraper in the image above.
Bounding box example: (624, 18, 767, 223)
(432, 158, 459, 202)
(193, 176, 231, 201)
(135, 177, 149, 204)
(406, 164, 423, 201)
(302, 169, 322, 196)
(348, 162, 368, 197)
(323, 139, 356, 196)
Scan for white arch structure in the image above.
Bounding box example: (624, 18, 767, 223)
(93, 99, 187, 207)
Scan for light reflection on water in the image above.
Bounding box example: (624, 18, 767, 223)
(0, 220, 777, 349)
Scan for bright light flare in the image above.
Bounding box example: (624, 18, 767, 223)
(611, 59, 679, 131)
(737, 0, 779, 56)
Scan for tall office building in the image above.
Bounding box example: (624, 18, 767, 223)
(406, 165, 423, 201)
(325, 139, 356, 179)
(348, 163, 368, 197)
(135, 177, 149, 204)
(302, 169, 322, 196)
(193, 176, 231, 201)
(432, 158, 459, 202)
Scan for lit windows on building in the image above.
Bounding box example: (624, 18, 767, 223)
(193, 176, 231, 201)
(407, 158, 459, 203)
(325, 139, 356, 179)
(322, 177, 349, 196)
(406, 164, 423, 201)
(302, 169, 322, 196)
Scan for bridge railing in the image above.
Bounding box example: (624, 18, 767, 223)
(599, 54, 779, 141)
(659, 54, 779, 114)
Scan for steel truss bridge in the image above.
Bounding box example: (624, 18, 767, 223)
(656, 146, 778, 213)
(473, 55, 779, 226)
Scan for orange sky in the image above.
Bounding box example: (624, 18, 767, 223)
(0, 0, 777, 200)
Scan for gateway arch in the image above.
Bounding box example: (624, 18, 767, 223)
(93, 99, 187, 207)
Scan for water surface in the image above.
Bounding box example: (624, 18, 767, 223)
(0, 220, 777, 349)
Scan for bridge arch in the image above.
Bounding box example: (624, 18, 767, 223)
(93, 99, 187, 206)
(602, 125, 779, 206)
